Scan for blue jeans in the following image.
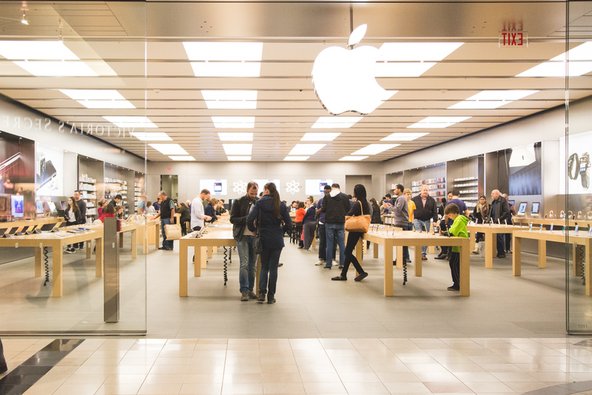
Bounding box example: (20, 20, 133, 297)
(325, 223, 345, 268)
(413, 219, 431, 255)
(237, 236, 257, 293)
(161, 218, 173, 250)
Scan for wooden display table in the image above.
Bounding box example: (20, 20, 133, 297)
(467, 223, 527, 268)
(512, 230, 592, 295)
(361, 228, 471, 296)
(513, 217, 592, 228)
(0, 227, 103, 297)
(0, 217, 63, 231)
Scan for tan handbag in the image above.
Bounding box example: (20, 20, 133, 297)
(345, 201, 371, 233)
(164, 223, 182, 240)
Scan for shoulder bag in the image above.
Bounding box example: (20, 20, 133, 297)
(164, 223, 182, 240)
(345, 201, 371, 233)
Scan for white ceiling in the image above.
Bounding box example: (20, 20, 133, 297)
(0, 1, 591, 162)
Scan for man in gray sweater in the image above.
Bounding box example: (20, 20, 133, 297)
(393, 184, 411, 263)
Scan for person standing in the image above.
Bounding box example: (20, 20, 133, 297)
(490, 189, 511, 258)
(156, 191, 176, 251)
(411, 185, 438, 260)
(314, 184, 333, 266)
(321, 183, 351, 269)
(230, 182, 259, 302)
(177, 201, 191, 236)
(65, 196, 83, 254)
(331, 184, 370, 282)
(190, 189, 212, 231)
(73, 190, 87, 250)
(0, 338, 7, 374)
(444, 203, 469, 291)
(302, 196, 317, 250)
(472, 195, 490, 254)
(393, 184, 411, 263)
(247, 182, 291, 304)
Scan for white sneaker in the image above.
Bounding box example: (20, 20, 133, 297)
(315, 260, 325, 266)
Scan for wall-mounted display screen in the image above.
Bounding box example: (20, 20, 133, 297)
(200, 179, 227, 196)
(517, 202, 527, 215)
(560, 130, 592, 195)
(508, 142, 542, 196)
(305, 179, 333, 195)
(11, 194, 24, 218)
(35, 144, 64, 197)
(254, 179, 281, 193)
(531, 202, 540, 215)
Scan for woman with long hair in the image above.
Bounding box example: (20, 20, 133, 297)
(247, 182, 292, 304)
(472, 195, 491, 254)
(65, 196, 82, 253)
(332, 184, 369, 282)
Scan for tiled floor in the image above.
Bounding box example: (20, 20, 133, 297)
(1, 337, 592, 394)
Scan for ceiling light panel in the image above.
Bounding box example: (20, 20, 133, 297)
(104, 116, 157, 128)
(378, 42, 463, 61)
(223, 144, 252, 155)
(227, 156, 251, 161)
(284, 156, 310, 161)
(407, 116, 470, 129)
(60, 89, 134, 109)
(15, 61, 97, 77)
(0, 40, 79, 60)
(288, 144, 326, 156)
(550, 41, 592, 61)
(149, 144, 188, 155)
(218, 132, 253, 141)
(189, 62, 261, 77)
(202, 90, 258, 109)
(312, 117, 362, 129)
(351, 144, 399, 156)
(375, 62, 436, 77)
(517, 61, 592, 77)
(130, 132, 172, 141)
(212, 116, 255, 129)
(449, 90, 539, 110)
(381, 132, 428, 141)
(339, 156, 368, 161)
(169, 155, 196, 161)
(182, 42, 263, 61)
(301, 133, 340, 141)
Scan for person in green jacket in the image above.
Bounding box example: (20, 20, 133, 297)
(444, 203, 469, 291)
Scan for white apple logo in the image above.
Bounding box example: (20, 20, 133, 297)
(312, 24, 393, 115)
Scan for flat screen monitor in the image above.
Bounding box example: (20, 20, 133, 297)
(531, 202, 541, 216)
(11, 195, 24, 218)
(47, 201, 57, 214)
(35, 200, 44, 214)
(508, 199, 516, 206)
(517, 202, 528, 215)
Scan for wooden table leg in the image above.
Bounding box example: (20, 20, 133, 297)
(484, 231, 494, 269)
(538, 239, 547, 269)
(119, 232, 124, 248)
(86, 241, 91, 259)
(469, 231, 476, 254)
(95, 237, 103, 278)
(395, 246, 403, 269)
(131, 230, 137, 259)
(179, 241, 188, 297)
(52, 245, 63, 297)
(512, 235, 522, 276)
(414, 246, 422, 277)
(384, 242, 394, 296)
(460, 239, 470, 297)
(200, 246, 207, 270)
(195, 246, 203, 277)
(373, 243, 378, 259)
(35, 247, 42, 277)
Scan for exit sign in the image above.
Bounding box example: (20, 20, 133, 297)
(499, 30, 528, 47)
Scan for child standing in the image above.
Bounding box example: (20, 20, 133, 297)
(444, 203, 469, 291)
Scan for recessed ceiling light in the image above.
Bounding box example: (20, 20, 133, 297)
(375, 62, 436, 77)
(104, 116, 157, 128)
(212, 116, 255, 129)
(202, 90, 257, 109)
(550, 41, 592, 61)
(0, 40, 79, 60)
(381, 132, 428, 141)
(169, 155, 195, 161)
(312, 117, 362, 129)
(288, 144, 325, 156)
(284, 156, 310, 161)
(339, 156, 368, 161)
(149, 144, 188, 155)
(189, 62, 261, 77)
(218, 132, 253, 141)
(301, 132, 341, 141)
(182, 42, 263, 61)
(130, 132, 172, 141)
(407, 116, 470, 129)
(60, 89, 135, 109)
(351, 144, 399, 156)
(378, 42, 463, 61)
(15, 61, 98, 77)
(518, 41, 592, 77)
(227, 156, 252, 161)
(449, 90, 539, 109)
(223, 144, 252, 156)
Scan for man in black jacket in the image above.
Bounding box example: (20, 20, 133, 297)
(490, 189, 511, 258)
(321, 183, 350, 269)
(230, 181, 259, 301)
(74, 190, 87, 250)
(411, 185, 438, 260)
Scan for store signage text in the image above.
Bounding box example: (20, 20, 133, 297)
(499, 30, 527, 47)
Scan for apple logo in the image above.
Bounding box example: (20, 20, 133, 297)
(312, 24, 393, 115)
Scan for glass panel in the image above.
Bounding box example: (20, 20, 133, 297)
(0, 1, 147, 334)
(566, 1, 592, 334)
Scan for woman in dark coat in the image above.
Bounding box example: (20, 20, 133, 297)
(247, 182, 291, 304)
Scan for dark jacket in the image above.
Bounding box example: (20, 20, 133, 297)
(411, 194, 438, 222)
(75, 199, 86, 224)
(303, 206, 316, 224)
(178, 205, 191, 222)
(321, 191, 350, 224)
(348, 200, 370, 217)
(65, 207, 83, 224)
(472, 203, 491, 223)
(247, 196, 292, 250)
(491, 196, 512, 223)
(230, 195, 257, 240)
(370, 203, 382, 224)
(204, 204, 217, 223)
